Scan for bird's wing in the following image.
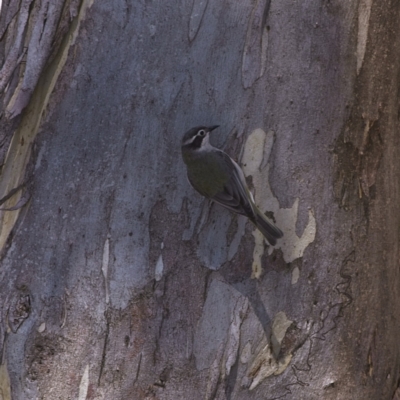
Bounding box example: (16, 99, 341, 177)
(210, 151, 256, 219)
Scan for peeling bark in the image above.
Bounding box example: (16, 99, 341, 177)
(0, 1, 400, 399)
(0, 0, 81, 118)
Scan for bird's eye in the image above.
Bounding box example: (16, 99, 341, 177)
(198, 129, 206, 137)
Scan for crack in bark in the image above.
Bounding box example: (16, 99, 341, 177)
(8, 0, 66, 118)
(314, 250, 354, 341)
(263, 369, 309, 400)
(0, 183, 25, 207)
(7, 290, 31, 333)
(132, 352, 142, 386)
(0, 0, 33, 94)
(277, 251, 355, 399)
(98, 310, 111, 386)
(0, 0, 22, 41)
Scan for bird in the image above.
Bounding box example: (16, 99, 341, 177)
(181, 125, 283, 245)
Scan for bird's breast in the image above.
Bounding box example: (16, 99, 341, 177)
(184, 154, 229, 198)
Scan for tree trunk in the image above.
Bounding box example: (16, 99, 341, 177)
(0, 0, 399, 399)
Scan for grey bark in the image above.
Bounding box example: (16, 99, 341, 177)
(0, 0, 399, 399)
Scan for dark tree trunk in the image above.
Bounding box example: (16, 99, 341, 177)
(0, 0, 399, 399)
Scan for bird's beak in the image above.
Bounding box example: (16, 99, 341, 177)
(208, 125, 219, 132)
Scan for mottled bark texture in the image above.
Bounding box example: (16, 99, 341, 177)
(0, 0, 399, 399)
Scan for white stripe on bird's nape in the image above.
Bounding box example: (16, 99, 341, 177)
(183, 136, 196, 146)
(183, 131, 213, 151)
(182, 131, 204, 146)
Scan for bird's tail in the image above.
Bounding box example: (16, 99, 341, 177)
(253, 208, 283, 246)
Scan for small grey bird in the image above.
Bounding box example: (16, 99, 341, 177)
(181, 125, 283, 245)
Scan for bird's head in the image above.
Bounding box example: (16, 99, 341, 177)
(181, 125, 219, 151)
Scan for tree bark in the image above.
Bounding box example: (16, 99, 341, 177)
(0, 0, 399, 399)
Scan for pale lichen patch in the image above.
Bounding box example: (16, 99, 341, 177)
(357, 0, 373, 74)
(251, 230, 264, 279)
(241, 128, 316, 275)
(291, 266, 300, 285)
(247, 342, 292, 390)
(276, 199, 316, 263)
(154, 254, 164, 281)
(78, 364, 90, 400)
(38, 322, 46, 333)
(102, 237, 110, 304)
(0, 363, 11, 400)
(271, 311, 293, 356)
(247, 312, 293, 390)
